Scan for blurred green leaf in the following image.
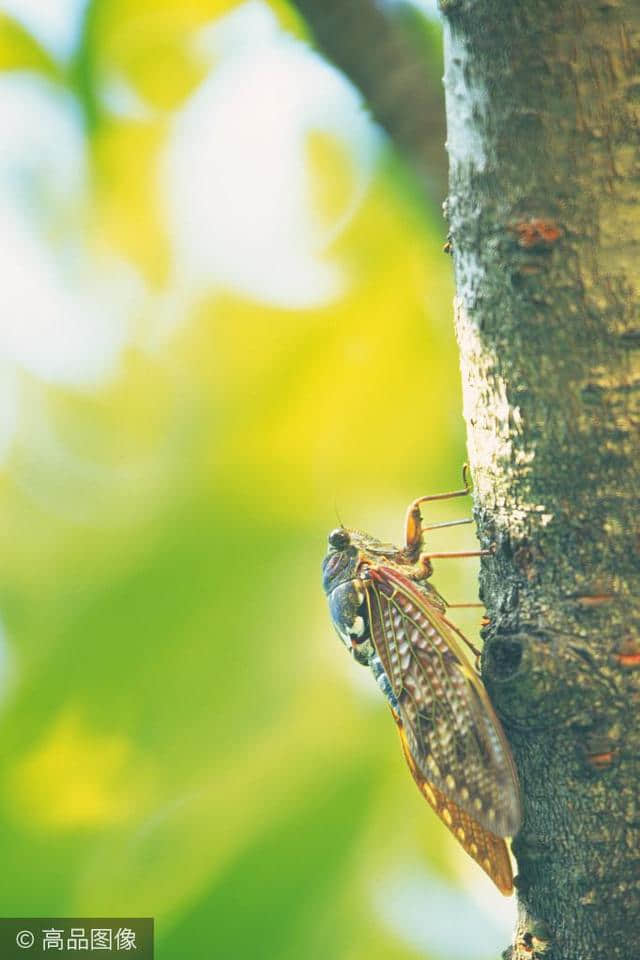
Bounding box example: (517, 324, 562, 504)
(0, 14, 62, 77)
(159, 762, 375, 960)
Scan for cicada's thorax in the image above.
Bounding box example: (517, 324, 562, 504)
(325, 574, 373, 665)
(325, 569, 400, 714)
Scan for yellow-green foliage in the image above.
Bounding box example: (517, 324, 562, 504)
(0, 3, 509, 958)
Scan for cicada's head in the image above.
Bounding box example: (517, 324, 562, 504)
(322, 527, 360, 594)
(322, 526, 398, 592)
(322, 526, 394, 666)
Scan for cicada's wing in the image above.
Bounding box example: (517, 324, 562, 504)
(364, 565, 521, 839)
(395, 718, 514, 894)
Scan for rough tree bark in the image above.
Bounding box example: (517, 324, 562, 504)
(441, 2, 640, 958)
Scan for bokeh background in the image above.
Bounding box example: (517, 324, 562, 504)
(0, 1, 516, 957)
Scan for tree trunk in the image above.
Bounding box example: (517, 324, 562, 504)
(441, 2, 640, 958)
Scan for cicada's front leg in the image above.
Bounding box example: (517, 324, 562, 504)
(405, 467, 495, 569)
(402, 468, 488, 664)
(404, 466, 473, 561)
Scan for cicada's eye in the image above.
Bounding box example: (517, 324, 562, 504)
(328, 528, 350, 550)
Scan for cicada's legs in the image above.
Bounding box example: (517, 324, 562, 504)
(446, 602, 485, 608)
(423, 548, 493, 560)
(439, 612, 482, 664)
(415, 545, 493, 587)
(422, 518, 473, 531)
(405, 464, 472, 551)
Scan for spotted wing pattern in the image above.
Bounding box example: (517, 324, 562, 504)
(364, 564, 521, 892)
(395, 720, 514, 894)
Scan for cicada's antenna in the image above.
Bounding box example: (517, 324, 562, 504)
(334, 500, 345, 530)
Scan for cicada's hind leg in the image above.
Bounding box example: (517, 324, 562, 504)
(439, 612, 482, 665)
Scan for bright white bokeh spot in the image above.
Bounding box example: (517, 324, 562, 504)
(0, 73, 86, 213)
(0, 74, 141, 388)
(0, 0, 89, 61)
(1, 224, 139, 386)
(382, 0, 440, 18)
(162, 1, 382, 308)
(406, 0, 440, 16)
(0, 74, 143, 461)
(100, 74, 155, 121)
(374, 863, 516, 960)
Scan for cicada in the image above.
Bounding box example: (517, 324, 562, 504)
(322, 477, 521, 894)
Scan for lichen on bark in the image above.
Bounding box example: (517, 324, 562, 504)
(441, 2, 640, 958)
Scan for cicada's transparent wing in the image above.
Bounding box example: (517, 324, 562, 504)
(364, 565, 521, 838)
(395, 718, 514, 894)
